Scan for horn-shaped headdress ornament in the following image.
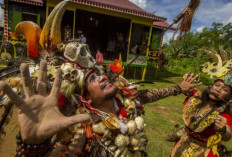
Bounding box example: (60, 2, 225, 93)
(13, 0, 69, 58)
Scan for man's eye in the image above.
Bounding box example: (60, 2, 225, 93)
(96, 71, 100, 76)
(89, 76, 95, 83)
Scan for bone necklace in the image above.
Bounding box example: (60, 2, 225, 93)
(78, 95, 128, 134)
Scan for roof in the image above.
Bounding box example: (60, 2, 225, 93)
(153, 21, 176, 31)
(71, 0, 166, 20)
(8, 0, 43, 6)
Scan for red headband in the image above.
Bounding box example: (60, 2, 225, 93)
(213, 79, 232, 92)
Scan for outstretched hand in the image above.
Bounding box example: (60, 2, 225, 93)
(0, 60, 90, 144)
(179, 72, 202, 94)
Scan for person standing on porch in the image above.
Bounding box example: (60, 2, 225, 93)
(96, 49, 104, 65)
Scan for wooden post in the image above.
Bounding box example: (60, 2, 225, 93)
(73, 9, 76, 39)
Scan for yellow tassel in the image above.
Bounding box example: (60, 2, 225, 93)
(207, 133, 221, 155)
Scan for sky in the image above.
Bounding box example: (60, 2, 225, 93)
(1, 0, 232, 43)
(0, 0, 3, 27)
(129, 0, 232, 44)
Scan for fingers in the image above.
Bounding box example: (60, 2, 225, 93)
(60, 114, 90, 129)
(20, 63, 34, 98)
(192, 82, 202, 87)
(0, 81, 24, 106)
(183, 73, 189, 81)
(214, 116, 227, 130)
(49, 69, 62, 98)
(191, 75, 199, 82)
(37, 60, 47, 96)
(186, 73, 194, 82)
(42, 114, 90, 138)
(184, 73, 199, 83)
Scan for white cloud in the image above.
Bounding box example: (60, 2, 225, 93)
(222, 16, 232, 26)
(189, 0, 232, 29)
(129, 0, 147, 9)
(163, 32, 178, 44)
(145, 0, 188, 24)
(0, 7, 4, 27)
(196, 26, 205, 33)
(145, 0, 232, 33)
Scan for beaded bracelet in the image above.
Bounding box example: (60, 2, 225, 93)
(16, 133, 52, 157)
(173, 85, 182, 96)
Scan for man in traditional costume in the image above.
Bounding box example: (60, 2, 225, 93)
(0, 60, 200, 157)
(170, 49, 232, 157)
(0, 1, 202, 156)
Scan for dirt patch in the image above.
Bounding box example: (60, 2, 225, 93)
(0, 107, 18, 157)
(149, 105, 182, 124)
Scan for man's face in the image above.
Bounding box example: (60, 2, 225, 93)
(209, 81, 231, 101)
(85, 70, 117, 103)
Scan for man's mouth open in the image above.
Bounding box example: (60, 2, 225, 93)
(100, 79, 112, 90)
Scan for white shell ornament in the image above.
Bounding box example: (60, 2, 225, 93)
(115, 134, 129, 148)
(130, 135, 140, 150)
(124, 99, 135, 113)
(126, 120, 137, 134)
(135, 116, 145, 130)
(92, 122, 107, 135)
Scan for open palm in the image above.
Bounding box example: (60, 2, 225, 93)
(0, 60, 89, 144)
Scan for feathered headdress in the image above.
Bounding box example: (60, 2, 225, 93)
(202, 47, 232, 85)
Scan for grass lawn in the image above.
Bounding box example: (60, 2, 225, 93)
(127, 68, 232, 156)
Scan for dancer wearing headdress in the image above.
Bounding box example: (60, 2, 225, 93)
(170, 48, 232, 157)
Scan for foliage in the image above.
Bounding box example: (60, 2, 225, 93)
(163, 22, 232, 58)
(159, 22, 232, 85)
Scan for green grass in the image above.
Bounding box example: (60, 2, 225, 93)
(126, 69, 232, 156)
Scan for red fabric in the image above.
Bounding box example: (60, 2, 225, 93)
(121, 87, 136, 96)
(207, 150, 218, 157)
(58, 93, 66, 109)
(183, 90, 197, 105)
(119, 106, 127, 117)
(114, 98, 128, 117)
(223, 112, 232, 127)
(137, 105, 144, 111)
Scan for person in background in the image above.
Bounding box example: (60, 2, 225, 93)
(96, 49, 104, 65)
(81, 34, 86, 44)
(107, 38, 116, 59)
(116, 33, 126, 62)
(131, 44, 140, 55)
